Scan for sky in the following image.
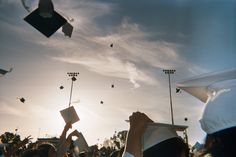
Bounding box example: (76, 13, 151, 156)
(0, 0, 236, 146)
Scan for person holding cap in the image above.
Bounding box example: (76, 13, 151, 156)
(123, 112, 189, 157)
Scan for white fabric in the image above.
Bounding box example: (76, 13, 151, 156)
(142, 123, 187, 151)
(177, 69, 236, 103)
(200, 87, 236, 134)
(123, 151, 134, 157)
(177, 69, 236, 134)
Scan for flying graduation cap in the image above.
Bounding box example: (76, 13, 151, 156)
(176, 88, 181, 93)
(24, 0, 67, 37)
(18, 97, 26, 103)
(0, 68, 13, 76)
(59, 85, 64, 89)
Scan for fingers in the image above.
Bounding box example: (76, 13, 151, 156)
(129, 111, 153, 124)
(26, 135, 33, 140)
(65, 122, 72, 129)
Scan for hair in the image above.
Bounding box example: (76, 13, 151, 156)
(143, 137, 189, 157)
(20, 149, 40, 157)
(204, 126, 236, 157)
(37, 143, 56, 157)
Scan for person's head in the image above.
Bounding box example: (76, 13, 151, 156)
(143, 123, 189, 157)
(204, 127, 236, 157)
(200, 86, 236, 157)
(38, 143, 56, 157)
(143, 137, 189, 157)
(21, 149, 41, 157)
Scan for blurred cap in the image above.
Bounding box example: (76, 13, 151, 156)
(177, 69, 236, 103)
(24, 8, 67, 37)
(143, 123, 187, 151)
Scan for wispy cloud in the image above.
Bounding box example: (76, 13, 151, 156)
(0, 101, 26, 117)
(38, 15, 189, 87)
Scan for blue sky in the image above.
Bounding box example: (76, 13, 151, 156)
(0, 0, 236, 146)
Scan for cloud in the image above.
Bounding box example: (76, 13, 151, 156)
(0, 101, 26, 117)
(39, 18, 183, 87)
(27, 0, 204, 88)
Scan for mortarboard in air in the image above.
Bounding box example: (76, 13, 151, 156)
(19, 97, 25, 103)
(176, 88, 181, 93)
(0, 68, 13, 76)
(62, 22, 73, 37)
(60, 106, 80, 124)
(143, 123, 187, 151)
(176, 69, 236, 103)
(24, 0, 67, 37)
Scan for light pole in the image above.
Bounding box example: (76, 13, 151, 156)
(67, 72, 79, 107)
(163, 69, 176, 125)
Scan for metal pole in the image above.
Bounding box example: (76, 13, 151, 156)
(67, 72, 79, 107)
(68, 78, 74, 107)
(168, 73, 174, 125)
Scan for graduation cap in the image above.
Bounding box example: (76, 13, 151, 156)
(59, 85, 64, 89)
(177, 69, 236, 103)
(60, 106, 80, 124)
(24, 0, 67, 37)
(0, 68, 13, 76)
(176, 88, 181, 93)
(18, 97, 25, 103)
(143, 123, 188, 151)
(62, 22, 73, 37)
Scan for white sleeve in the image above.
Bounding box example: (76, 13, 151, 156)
(123, 151, 135, 157)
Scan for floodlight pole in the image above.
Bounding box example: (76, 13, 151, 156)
(163, 69, 176, 125)
(67, 72, 79, 107)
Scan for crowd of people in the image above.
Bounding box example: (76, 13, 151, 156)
(1, 70, 235, 157)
